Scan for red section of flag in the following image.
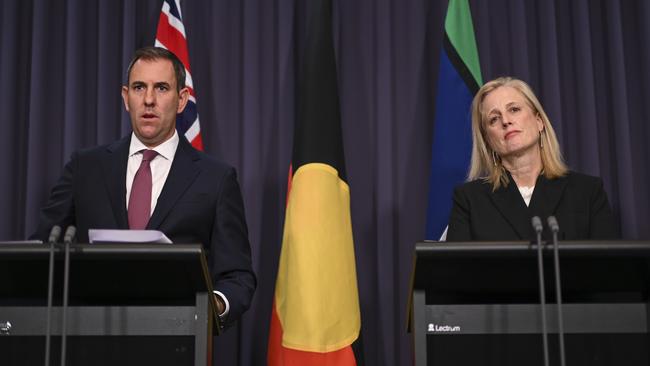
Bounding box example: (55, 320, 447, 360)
(268, 301, 357, 366)
(286, 164, 293, 205)
(190, 132, 203, 150)
(156, 12, 191, 72)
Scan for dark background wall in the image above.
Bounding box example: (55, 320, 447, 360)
(1, 0, 648, 365)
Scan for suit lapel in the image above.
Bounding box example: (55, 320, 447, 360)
(529, 174, 568, 220)
(103, 136, 131, 229)
(147, 137, 201, 230)
(489, 176, 532, 239)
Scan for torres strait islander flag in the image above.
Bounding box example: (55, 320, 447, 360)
(268, 0, 361, 365)
(425, 0, 483, 240)
(155, 0, 204, 151)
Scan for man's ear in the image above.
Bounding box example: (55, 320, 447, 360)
(177, 87, 190, 113)
(121, 86, 130, 112)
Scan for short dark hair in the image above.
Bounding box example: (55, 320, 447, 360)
(125, 46, 186, 92)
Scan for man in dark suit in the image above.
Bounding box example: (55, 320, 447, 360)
(31, 46, 256, 326)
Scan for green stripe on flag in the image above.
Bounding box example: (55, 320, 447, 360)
(444, 0, 483, 86)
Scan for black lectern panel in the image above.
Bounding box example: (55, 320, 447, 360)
(409, 241, 650, 366)
(0, 243, 211, 304)
(4, 336, 194, 366)
(0, 243, 218, 366)
(428, 334, 648, 366)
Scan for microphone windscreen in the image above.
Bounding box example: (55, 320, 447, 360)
(531, 216, 543, 233)
(47, 225, 62, 243)
(547, 216, 559, 232)
(63, 226, 77, 244)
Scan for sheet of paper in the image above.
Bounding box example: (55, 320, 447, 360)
(88, 229, 173, 244)
(0, 240, 43, 244)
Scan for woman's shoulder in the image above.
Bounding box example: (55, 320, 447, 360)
(560, 170, 604, 186)
(454, 178, 493, 195)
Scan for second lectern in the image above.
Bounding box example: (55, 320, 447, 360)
(408, 240, 650, 366)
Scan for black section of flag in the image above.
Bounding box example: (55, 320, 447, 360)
(442, 33, 480, 95)
(292, 0, 347, 183)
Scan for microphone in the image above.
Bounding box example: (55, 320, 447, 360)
(47, 225, 62, 243)
(531, 216, 549, 366)
(547, 215, 566, 366)
(63, 226, 76, 244)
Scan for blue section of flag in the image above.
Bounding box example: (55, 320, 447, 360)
(176, 100, 197, 134)
(425, 49, 474, 239)
(165, 0, 182, 20)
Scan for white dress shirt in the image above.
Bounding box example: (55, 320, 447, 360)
(518, 185, 535, 207)
(125, 130, 230, 317)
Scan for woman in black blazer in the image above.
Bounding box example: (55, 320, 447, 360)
(446, 77, 617, 241)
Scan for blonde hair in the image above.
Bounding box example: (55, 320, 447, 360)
(468, 77, 567, 190)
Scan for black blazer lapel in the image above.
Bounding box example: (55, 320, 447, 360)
(102, 136, 130, 229)
(529, 174, 569, 221)
(147, 137, 201, 230)
(489, 179, 532, 239)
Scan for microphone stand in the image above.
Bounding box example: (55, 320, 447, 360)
(548, 216, 566, 366)
(60, 226, 76, 366)
(532, 216, 550, 366)
(44, 225, 61, 366)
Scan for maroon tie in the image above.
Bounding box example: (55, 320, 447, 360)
(128, 149, 158, 229)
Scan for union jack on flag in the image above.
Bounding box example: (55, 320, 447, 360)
(155, 0, 203, 151)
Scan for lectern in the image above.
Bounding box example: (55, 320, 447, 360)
(408, 241, 650, 366)
(0, 243, 220, 366)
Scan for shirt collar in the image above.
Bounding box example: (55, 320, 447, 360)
(129, 130, 180, 161)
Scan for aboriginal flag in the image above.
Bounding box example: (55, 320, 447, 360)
(267, 0, 362, 365)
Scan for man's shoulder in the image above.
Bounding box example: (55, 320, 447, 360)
(69, 136, 129, 160)
(177, 141, 236, 177)
(197, 152, 235, 176)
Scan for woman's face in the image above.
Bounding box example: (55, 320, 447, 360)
(481, 86, 544, 158)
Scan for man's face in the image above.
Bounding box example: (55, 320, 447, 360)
(121, 58, 188, 147)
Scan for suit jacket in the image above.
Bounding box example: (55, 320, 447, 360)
(32, 134, 256, 325)
(446, 171, 618, 242)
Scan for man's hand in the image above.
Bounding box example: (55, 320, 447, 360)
(214, 294, 225, 315)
